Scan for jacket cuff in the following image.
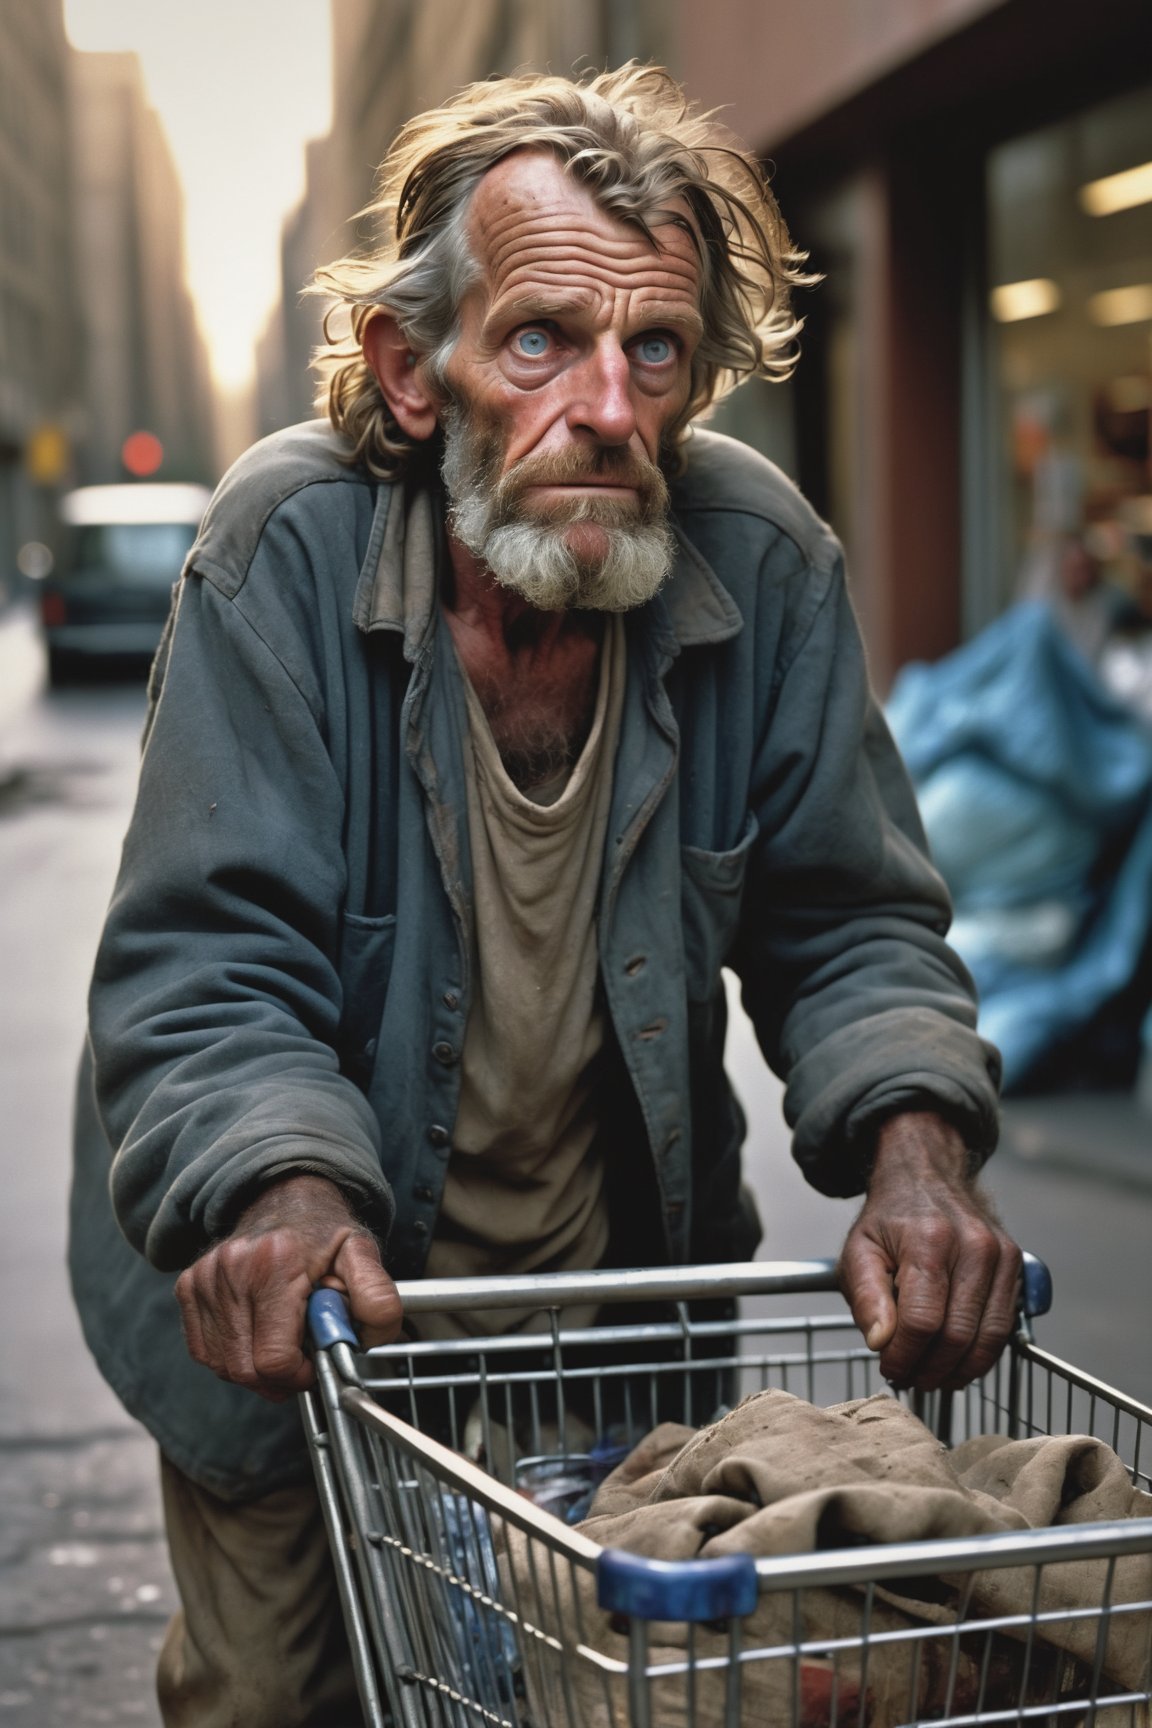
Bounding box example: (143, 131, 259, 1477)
(786, 1011, 1002, 1198)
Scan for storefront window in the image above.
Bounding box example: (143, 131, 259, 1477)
(987, 84, 1152, 683)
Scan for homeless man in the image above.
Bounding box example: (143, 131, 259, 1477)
(71, 63, 1019, 1727)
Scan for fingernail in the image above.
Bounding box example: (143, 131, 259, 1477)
(865, 1322, 885, 1351)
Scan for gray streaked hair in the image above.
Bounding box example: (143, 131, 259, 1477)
(312, 62, 814, 479)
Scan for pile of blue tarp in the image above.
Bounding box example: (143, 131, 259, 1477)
(887, 600, 1152, 1092)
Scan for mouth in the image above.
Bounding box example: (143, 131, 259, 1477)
(524, 482, 640, 497)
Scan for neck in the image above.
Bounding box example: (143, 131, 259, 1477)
(443, 529, 605, 791)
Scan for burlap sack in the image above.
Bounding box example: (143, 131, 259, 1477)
(499, 1390, 1151, 1727)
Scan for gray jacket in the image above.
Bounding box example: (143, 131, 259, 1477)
(70, 421, 1000, 1499)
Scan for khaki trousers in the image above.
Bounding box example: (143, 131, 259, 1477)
(157, 1452, 362, 1728)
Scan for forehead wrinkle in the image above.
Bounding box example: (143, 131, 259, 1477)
(467, 170, 703, 345)
(468, 150, 701, 269)
(485, 247, 701, 323)
(495, 257, 699, 297)
(485, 217, 700, 283)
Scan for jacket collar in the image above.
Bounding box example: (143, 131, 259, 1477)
(353, 476, 743, 657)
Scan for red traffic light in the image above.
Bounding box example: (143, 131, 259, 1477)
(122, 430, 164, 477)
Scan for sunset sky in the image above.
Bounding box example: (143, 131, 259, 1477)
(63, 0, 334, 390)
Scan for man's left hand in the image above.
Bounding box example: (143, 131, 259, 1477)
(837, 1112, 1021, 1391)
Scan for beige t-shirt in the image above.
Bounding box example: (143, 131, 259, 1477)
(419, 616, 625, 1337)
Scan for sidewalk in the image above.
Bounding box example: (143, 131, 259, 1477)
(1001, 1088, 1152, 1194)
(0, 602, 45, 786)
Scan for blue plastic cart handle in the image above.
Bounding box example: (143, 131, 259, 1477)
(307, 1287, 359, 1350)
(597, 1549, 758, 1622)
(1021, 1252, 1053, 1319)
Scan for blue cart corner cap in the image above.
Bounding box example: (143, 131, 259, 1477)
(307, 1287, 359, 1350)
(1021, 1253, 1053, 1318)
(597, 1550, 758, 1623)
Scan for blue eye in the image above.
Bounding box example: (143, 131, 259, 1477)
(515, 329, 549, 356)
(637, 334, 674, 364)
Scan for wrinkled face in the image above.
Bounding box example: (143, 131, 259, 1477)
(439, 151, 703, 609)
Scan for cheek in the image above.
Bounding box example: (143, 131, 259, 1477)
(487, 383, 573, 461)
(635, 387, 687, 458)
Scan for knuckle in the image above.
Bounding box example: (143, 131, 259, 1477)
(939, 1317, 978, 1355)
(915, 1219, 957, 1258)
(217, 1232, 264, 1272)
(183, 1335, 212, 1368)
(966, 1224, 1002, 1264)
(895, 1308, 942, 1345)
(251, 1342, 300, 1383)
(174, 1261, 207, 1304)
(216, 1365, 257, 1389)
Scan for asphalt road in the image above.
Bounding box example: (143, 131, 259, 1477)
(1, 602, 1149, 1724)
(0, 613, 172, 1725)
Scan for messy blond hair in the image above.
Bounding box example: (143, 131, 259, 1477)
(313, 63, 811, 479)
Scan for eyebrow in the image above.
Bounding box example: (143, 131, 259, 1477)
(639, 303, 705, 339)
(481, 291, 594, 337)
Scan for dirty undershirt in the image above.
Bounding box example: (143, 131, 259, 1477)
(418, 613, 626, 1338)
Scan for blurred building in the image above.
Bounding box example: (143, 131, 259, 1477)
(69, 50, 215, 488)
(260, 0, 672, 437)
(682, 0, 1152, 685)
(326, 0, 672, 228)
(0, 0, 83, 601)
(257, 135, 344, 436)
(265, 0, 1151, 683)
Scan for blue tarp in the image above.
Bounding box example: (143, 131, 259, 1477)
(887, 601, 1152, 1091)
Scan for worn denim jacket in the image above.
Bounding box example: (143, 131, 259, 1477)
(70, 422, 1000, 1500)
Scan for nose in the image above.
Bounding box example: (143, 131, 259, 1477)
(565, 340, 637, 447)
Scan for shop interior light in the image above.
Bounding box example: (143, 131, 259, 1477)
(1079, 161, 1152, 217)
(989, 278, 1062, 322)
(1107, 375, 1152, 412)
(1087, 285, 1152, 327)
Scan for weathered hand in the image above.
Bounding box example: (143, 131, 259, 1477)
(837, 1112, 1021, 1391)
(175, 1174, 403, 1402)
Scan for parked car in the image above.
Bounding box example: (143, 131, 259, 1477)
(39, 481, 210, 683)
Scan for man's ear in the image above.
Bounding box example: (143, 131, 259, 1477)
(362, 313, 440, 442)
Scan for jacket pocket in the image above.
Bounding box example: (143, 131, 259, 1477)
(336, 911, 397, 1085)
(680, 813, 758, 1000)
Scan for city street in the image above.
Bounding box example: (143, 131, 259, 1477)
(1, 601, 1149, 1724)
(0, 608, 172, 1725)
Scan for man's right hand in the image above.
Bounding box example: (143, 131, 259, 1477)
(174, 1173, 403, 1402)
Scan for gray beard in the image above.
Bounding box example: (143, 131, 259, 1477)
(440, 411, 675, 613)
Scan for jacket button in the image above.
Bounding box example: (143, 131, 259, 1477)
(413, 1220, 428, 1238)
(442, 990, 459, 1011)
(414, 1185, 434, 1202)
(624, 955, 647, 977)
(427, 1124, 450, 1147)
(432, 1041, 456, 1066)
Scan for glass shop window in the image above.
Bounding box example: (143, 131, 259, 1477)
(987, 84, 1152, 706)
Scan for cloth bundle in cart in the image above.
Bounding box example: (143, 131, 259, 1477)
(303, 1261, 1152, 1728)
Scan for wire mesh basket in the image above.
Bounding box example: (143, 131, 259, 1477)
(301, 1260, 1152, 1728)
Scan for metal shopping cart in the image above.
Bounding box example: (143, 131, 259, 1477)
(301, 1260, 1152, 1727)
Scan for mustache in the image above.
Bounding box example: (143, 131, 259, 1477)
(439, 395, 670, 508)
(490, 444, 669, 523)
(503, 445, 661, 490)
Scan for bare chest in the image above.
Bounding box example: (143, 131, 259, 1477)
(446, 614, 602, 793)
